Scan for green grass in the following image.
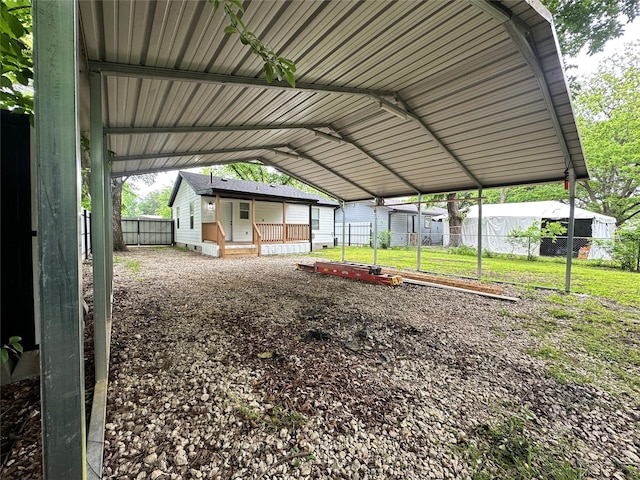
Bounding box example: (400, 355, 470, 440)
(306, 246, 640, 393)
(459, 411, 587, 480)
(307, 246, 640, 307)
(113, 256, 141, 274)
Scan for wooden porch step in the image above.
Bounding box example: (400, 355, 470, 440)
(224, 246, 259, 258)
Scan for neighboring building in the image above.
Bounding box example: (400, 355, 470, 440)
(442, 201, 616, 259)
(168, 172, 337, 257)
(335, 200, 447, 247)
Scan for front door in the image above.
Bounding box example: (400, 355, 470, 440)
(221, 201, 233, 242)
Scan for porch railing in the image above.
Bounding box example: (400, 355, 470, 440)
(256, 223, 309, 243)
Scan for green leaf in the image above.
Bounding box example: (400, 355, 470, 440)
(8, 336, 22, 344)
(284, 67, 295, 88)
(264, 63, 273, 83)
(14, 343, 23, 354)
(224, 25, 236, 34)
(1, 349, 8, 364)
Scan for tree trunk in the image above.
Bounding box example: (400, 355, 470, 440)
(447, 192, 463, 247)
(112, 177, 128, 252)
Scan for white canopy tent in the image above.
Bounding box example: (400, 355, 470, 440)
(441, 201, 616, 259)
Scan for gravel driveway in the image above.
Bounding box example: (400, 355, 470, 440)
(102, 247, 638, 479)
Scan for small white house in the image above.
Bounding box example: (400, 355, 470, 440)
(168, 172, 337, 257)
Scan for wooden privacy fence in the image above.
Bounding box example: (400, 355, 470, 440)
(121, 217, 174, 246)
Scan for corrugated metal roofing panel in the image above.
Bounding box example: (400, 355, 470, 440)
(81, 0, 587, 201)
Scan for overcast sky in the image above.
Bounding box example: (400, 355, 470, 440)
(130, 18, 640, 198)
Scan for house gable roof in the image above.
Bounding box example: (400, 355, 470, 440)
(168, 171, 338, 207)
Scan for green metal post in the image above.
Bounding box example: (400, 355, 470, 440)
(417, 194, 422, 271)
(90, 71, 108, 382)
(565, 168, 576, 292)
(477, 187, 483, 278)
(34, 0, 87, 478)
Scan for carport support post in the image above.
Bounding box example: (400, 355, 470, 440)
(90, 70, 109, 383)
(341, 201, 346, 262)
(417, 194, 422, 271)
(477, 188, 483, 278)
(565, 168, 576, 292)
(373, 197, 381, 265)
(34, 0, 87, 478)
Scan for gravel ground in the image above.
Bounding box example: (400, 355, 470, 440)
(1, 246, 638, 479)
(101, 247, 638, 480)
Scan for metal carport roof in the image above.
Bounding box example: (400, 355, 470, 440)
(32, 1, 588, 478)
(79, 0, 587, 202)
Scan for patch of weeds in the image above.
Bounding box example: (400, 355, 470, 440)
(266, 404, 306, 432)
(460, 413, 588, 480)
(499, 309, 512, 318)
(547, 307, 575, 320)
(528, 344, 564, 360)
(233, 400, 262, 425)
(114, 256, 141, 275)
(547, 364, 592, 386)
(490, 326, 507, 338)
(172, 245, 191, 253)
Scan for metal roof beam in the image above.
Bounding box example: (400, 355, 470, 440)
(256, 157, 343, 202)
(110, 157, 263, 177)
(467, 0, 575, 171)
(105, 124, 331, 135)
(372, 95, 482, 188)
(88, 61, 395, 98)
(315, 127, 422, 194)
(267, 146, 377, 198)
(112, 145, 288, 162)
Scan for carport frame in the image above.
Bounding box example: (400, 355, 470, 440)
(30, 1, 582, 478)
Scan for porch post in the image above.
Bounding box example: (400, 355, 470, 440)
(417, 194, 422, 271)
(33, 0, 87, 478)
(565, 168, 576, 292)
(215, 194, 221, 223)
(477, 187, 483, 278)
(282, 201, 286, 243)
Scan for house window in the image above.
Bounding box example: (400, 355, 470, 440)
(424, 216, 431, 229)
(189, 202, 194, 229)
(176, 207, 180, 229)
(239, 202, 250, 220)
(311, 207, 320, 231)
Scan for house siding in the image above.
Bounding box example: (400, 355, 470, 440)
(173, 182, 202, 250)
(389, 213, 409, 247)
(255, 201, 284, 223)
(312, 206, 335, 249)
(285, 203, 308, 223)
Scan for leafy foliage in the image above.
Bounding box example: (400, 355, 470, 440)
(507, 221, 567, 261)
(0, 0, 32, 114)
(612, 221, 640, 271)
(210, 0, 296, 87)
(573, 42, 640, 226)
(543, 0, 640, 56)
(1, 336, 23, 364)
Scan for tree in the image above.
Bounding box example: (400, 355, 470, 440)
(205, 162, 320, 193)
(136, 188, 172, 219)
(542, 0, 640, 56)
(573, 42, 640, 226)
(483, 184, 568, 205)
(0, 0, 33, 114)
(507, 221, 567, 261)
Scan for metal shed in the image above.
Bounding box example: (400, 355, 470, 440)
(31, 0, 585, 477)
